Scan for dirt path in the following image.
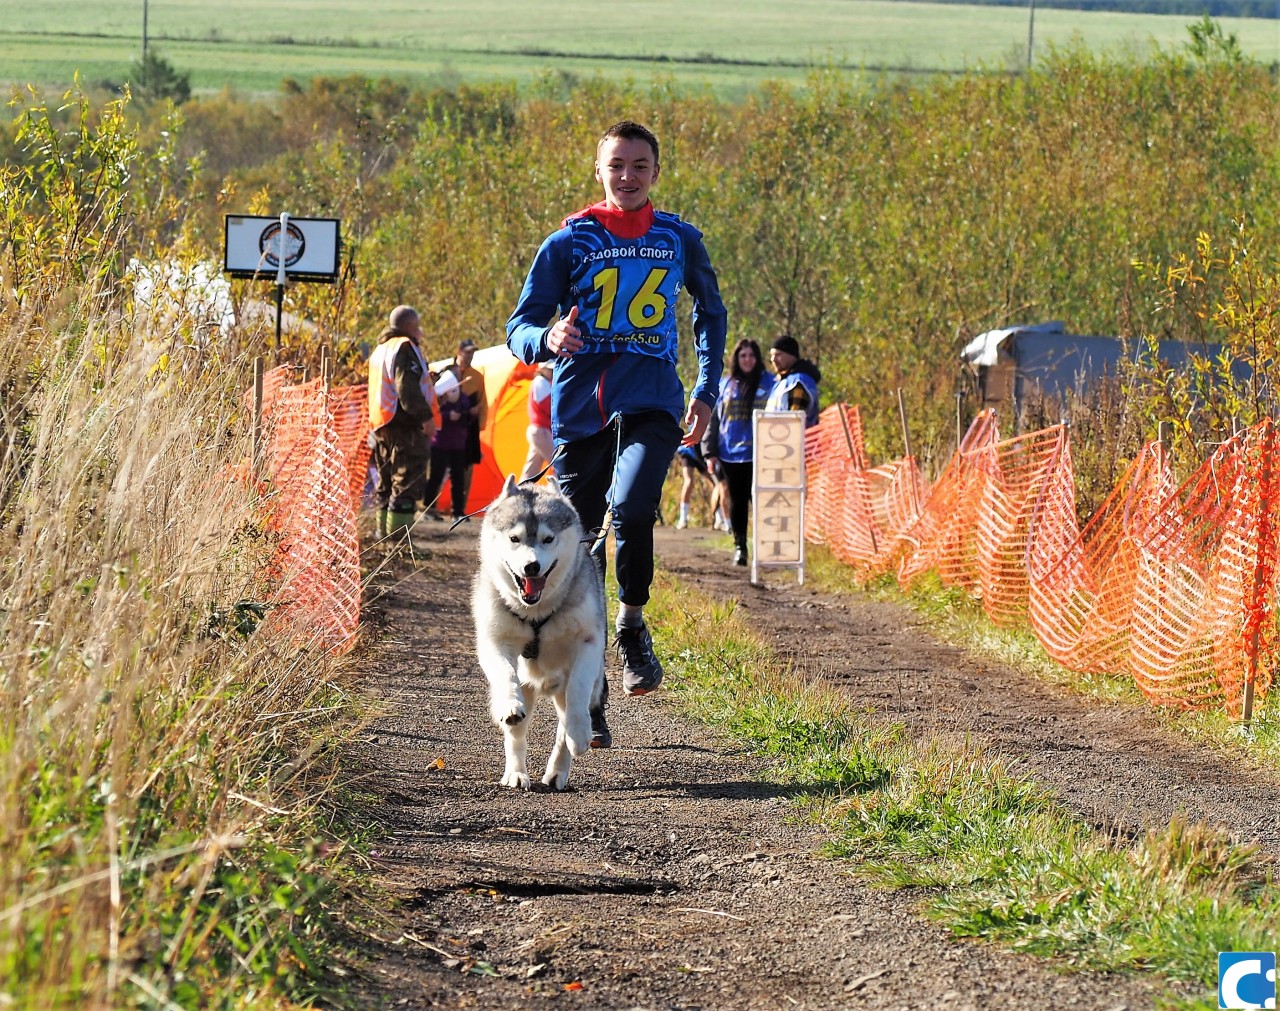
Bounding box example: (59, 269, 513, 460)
(335, 523, 1280, 1009)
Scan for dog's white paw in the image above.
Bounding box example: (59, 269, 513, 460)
(566, 723, 592, 756)
(541, 768, 571, 791)
(565, 715, 592, 756)
(500, 702, 527, 726)
(500, 767, 531, 789)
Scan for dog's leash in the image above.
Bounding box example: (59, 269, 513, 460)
(583, 417, 623, 555)
(517, 442, 565, 489)
(443, 457, 564, 531)
(446, 417, 621, 551)
(444, 438, 572, 532)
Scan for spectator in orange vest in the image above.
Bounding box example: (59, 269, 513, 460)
(367, 305, 439, 537)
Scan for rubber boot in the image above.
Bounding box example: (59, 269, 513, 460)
(375, 508, 390, 537)
(386, 511, 415, 546)
(386, 510, 416, 535)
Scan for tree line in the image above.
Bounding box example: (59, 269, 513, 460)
(3, 20, 1277, 506)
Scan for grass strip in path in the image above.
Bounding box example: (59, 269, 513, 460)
(644, 569, 1278, 1011)
(805, 547, 1280, 772)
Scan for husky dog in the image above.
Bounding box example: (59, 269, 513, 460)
(472, 475, 606, 790)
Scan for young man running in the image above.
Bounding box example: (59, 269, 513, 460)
(506, 120, 727, 747)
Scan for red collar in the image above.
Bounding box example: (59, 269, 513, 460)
(563, 200, 654, 239)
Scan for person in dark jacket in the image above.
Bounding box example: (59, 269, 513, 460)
(765, 334, 821, 427)
(506, 120, 727, 748)
(442, 338, 487, 509)
(367, 305, 439, 537)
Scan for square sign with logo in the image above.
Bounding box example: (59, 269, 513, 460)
(1219, 952, 1277, 1009)
(223, 214, 340, 282)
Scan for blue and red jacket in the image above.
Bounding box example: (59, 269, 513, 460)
(505, 201, 727, 445)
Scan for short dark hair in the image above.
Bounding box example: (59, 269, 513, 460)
(599, 121, 659, 163)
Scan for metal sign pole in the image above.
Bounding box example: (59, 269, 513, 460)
(274, 283, 283, 352)
(274, 211, 290, 353)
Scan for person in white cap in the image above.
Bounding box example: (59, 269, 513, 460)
(519, 362, 556, 482)
(421, 369, 473, 522)
(442, 338, 487, 509)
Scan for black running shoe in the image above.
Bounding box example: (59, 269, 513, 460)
(615, 623, 664, 696)
(590, 706, 612, 749)
(733, 546, 748, 567)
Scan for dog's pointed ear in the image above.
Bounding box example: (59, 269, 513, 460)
(545, 475, 562, 495)
(501, 474, 519, 498)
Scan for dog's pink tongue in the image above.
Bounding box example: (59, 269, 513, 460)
(522, 575, 547, 600)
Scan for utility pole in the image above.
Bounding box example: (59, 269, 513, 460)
(1026, 0, 1036, 71)
(142, 0, 149, 64)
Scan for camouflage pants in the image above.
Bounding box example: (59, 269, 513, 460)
(372, 417, 431, 513)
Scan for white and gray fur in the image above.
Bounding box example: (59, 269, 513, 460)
(472, 475, 606, 790)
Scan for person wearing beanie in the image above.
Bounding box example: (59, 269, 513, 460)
(765, 334, 821, 428)
(421, 371, 474, 522)
(506, 119, 727, 749)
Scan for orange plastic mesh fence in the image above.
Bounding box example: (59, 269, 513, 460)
(329, 383, 374, 510)
(1124, 422, 1278, 711)
(804, 406, 1279, 714)
(803, 404, 865, 547)
(1027, 440, 1174, 677)
(971, 423, 1073, 627)
(895, 409, 1000, 592)
(804, 404, 925, 578)
(897, 413, 1072, 628)
(254, 367, 362, 655)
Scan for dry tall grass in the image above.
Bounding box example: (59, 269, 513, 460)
(0, 274, 351, 1005)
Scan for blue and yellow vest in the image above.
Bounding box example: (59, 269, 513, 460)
(566, 212, 686, 363)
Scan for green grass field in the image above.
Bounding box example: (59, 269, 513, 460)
(3, 0, 1279, 98)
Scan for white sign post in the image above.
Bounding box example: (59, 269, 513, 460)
(223, 213, 341, 351)
(751, 410, 807, 585)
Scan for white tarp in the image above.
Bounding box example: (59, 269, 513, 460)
(961, 320, 1065, 368)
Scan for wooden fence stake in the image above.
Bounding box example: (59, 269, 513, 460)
(839, 406, 878, 557)
(897, 387, 914, 461)
(897, 387, 923, 515)
(1243, 420, 1272, 725)
(252, 356, 264, 476)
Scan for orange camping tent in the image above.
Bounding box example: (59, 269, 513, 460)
(430, 344, 540, 514)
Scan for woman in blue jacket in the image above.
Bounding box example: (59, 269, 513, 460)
(703, 338, 775, 567)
